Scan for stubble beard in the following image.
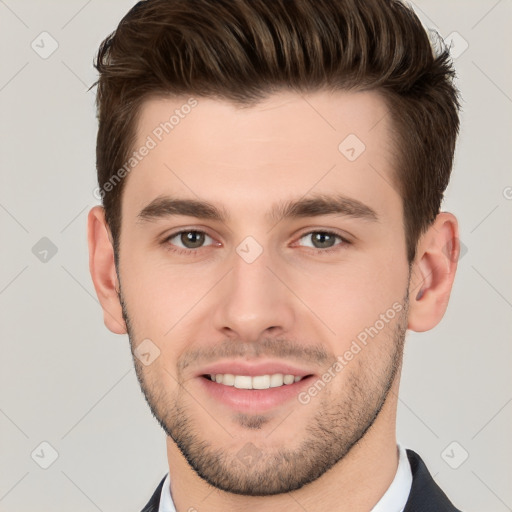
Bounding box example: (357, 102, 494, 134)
(120, 285, 409, 496)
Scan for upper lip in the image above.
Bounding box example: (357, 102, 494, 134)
(196, 360, 315, 378)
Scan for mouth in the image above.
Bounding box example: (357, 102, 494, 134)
(196, 365, 317, 413)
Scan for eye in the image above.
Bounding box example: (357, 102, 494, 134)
(295, 230, 350, 254)
(163, 230, 217, 255)
(162, 228, 350, 256)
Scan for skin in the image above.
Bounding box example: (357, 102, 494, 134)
(88, 90, 459, 512)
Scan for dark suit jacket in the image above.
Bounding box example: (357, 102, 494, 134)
(141, 449, 462, 511)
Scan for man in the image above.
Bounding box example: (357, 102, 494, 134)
(87, 0, 463, 510)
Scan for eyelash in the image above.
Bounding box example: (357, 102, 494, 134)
(161, 229, 351, 257)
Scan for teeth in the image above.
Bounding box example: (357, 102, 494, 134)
(221, 373, 235, 386)
(235, 375, 253, 389)
(252, 375, 270, 389)
(208, 373, 304, 389)
(270, 374, 283, 387)
(283, 374, 294, 385)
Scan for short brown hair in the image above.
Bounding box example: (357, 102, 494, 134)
(93, 0, 461, 265)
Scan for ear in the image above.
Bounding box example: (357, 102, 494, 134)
(407, 212, 460, 332)
(87, 205, 127, 334)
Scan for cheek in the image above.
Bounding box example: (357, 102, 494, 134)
(294, 257, 407, 347)
(120, 248, 219, 338)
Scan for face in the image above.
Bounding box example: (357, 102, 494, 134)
(116, 90, 412, 495)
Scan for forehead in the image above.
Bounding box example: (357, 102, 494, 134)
(122, 89, 400, 224)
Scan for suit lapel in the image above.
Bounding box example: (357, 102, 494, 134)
(404, 449, 462, 511)
(141, 474, 166, 512)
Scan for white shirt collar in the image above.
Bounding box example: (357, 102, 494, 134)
(370, 443, 412, 512)
(158, 470, 175, 512)
(159, 443, 412, 512)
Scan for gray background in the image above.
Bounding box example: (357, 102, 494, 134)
(1, 0, 511, 510)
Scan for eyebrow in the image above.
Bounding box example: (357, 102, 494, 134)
(136, 193, 379, 225)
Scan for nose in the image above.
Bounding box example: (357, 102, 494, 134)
(212, 244, 296, 342)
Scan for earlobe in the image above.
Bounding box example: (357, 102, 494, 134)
(407, 212, 460, 333)
(87, 206, 127, 335)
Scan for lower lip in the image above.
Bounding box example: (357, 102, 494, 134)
(197, 375, 314, 413)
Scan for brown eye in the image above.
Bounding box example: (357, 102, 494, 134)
(179, 231, 206, 249)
